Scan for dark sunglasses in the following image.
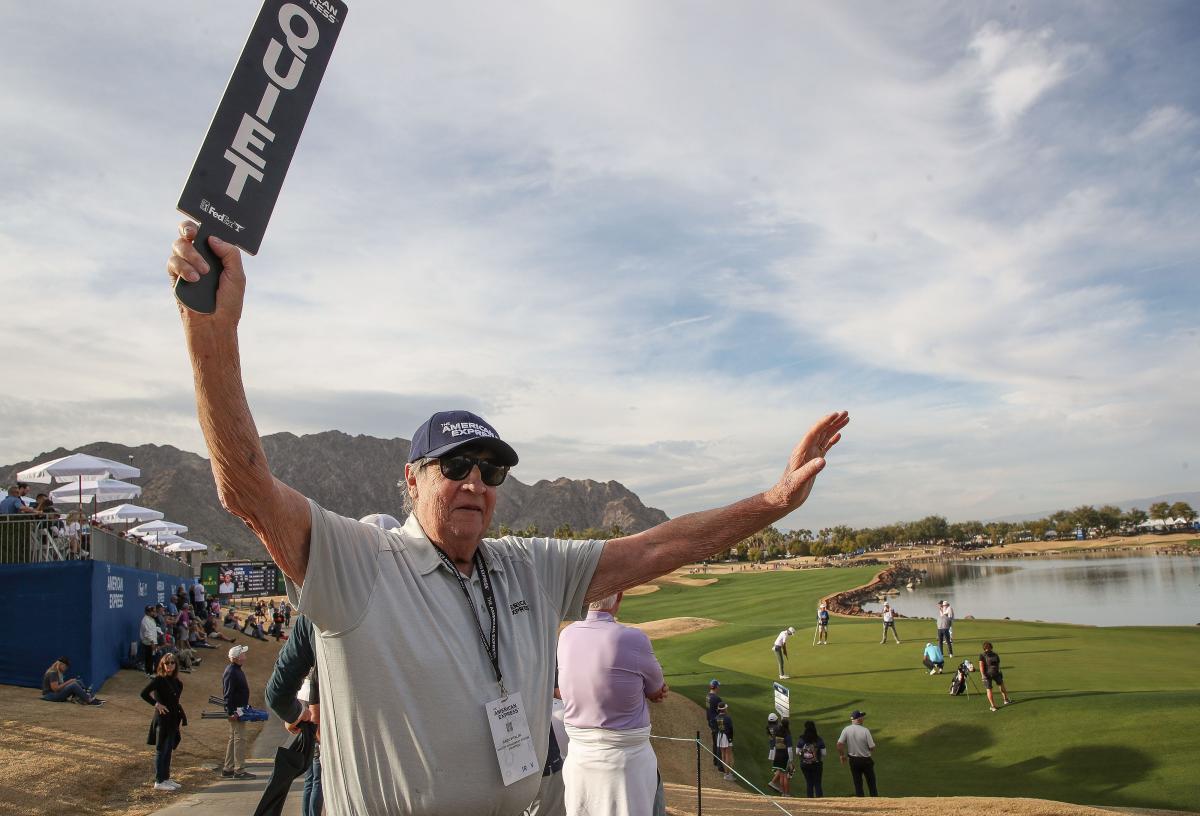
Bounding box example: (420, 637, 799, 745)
(429, 455, 509, 487)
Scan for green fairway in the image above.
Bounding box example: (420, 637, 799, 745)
(620, 567, 1200, 812)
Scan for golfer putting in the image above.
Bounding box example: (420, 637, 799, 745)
(773, 627, 796, 679)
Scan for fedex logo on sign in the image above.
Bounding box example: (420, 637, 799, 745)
(223, 3, 323, 201)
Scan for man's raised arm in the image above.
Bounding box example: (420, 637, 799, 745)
(168, 221, 312, 584)
(586, 411, 848, 602)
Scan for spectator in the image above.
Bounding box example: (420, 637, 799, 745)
(558, 592, 668, 816)
(265, 615, 321, 816)
(524, 681, 567, 816)
(923, 642, 945, 674)
(204, 612, 238, 643)
(141, 652, 187, 791)
(221, 644, 256, 779)
(42, 656, 103, 705)
(765, 713, 792, 795)
(140, 604, 161, 676)
(714, 703, 735, 780)
(243, 613, 268, 641)
(165, 228, 849, 816)
(190, 581, 208, 620)
(836, 710, 877, 797)
(1, 484, 36, 515)
(796, 720, 826, 798)
(705, 679, 723, 771)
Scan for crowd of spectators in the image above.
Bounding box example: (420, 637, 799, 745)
(0, 481, 199, 563)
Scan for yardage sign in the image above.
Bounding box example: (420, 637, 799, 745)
(773, 681, 790, 719)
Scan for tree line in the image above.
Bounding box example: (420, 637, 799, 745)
(729, 501, 1198, 561)
(485, 501, 1197, 563)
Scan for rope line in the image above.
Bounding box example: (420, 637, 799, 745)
(646, 733, 797, 815)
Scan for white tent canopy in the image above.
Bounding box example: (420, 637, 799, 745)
(92, 504, 164, 525)
(129, 520, 189, 536)
(163, 540, 207, 553)
(139, 532, 185, 545)
(17, 453, 140, 484)
(49, 479, 141, 505)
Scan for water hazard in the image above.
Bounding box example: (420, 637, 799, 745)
(859, 553, 1200, 627)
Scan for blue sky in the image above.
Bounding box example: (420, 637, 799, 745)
(2, 1, 1197, 531)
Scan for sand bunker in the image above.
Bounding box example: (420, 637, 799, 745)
(659, 576, 718, 587)
(631, 617, 721, 640)
(624, 584, 661, 596)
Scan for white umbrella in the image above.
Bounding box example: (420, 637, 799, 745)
(49, 479, 141, 505)
(129, 519, 189, 536)
(163, 540, 207, 553)
(91, 504, 164, 525)
(139, 532, 185, 546)
(17, 452, 140, 484)
(20, 452, 141, 508)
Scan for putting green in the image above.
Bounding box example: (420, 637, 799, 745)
(620, 567, 1200, 812)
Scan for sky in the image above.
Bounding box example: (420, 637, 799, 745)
(3, 1, 1198, 532)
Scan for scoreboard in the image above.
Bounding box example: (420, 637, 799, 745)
(200, 560, 286, 599)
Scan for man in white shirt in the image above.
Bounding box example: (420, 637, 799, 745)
(139, 604, 160, 676)
(773, 627, 795, 679)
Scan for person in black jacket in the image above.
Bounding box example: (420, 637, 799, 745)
(979, 641, 1012, 712)
(141, 653, 187, 792)
(265, 615, 322, 815)
(222, 645, 255, 779)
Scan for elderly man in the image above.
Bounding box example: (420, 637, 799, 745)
(557, 592, 667, 816)
(165, 226, 849, 816)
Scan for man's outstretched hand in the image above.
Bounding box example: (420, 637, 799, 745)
(765, 411, 850, 512)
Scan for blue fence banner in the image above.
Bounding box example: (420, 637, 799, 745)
(0, 561, 197, 689)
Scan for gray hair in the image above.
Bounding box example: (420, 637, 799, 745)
(589, 593, 620, 612)
(398, 459, 433, 515)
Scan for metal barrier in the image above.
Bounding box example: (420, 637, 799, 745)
(648, 731, 802, 816)
(0, 517, 193, 578)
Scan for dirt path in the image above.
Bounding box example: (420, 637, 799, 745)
(0, 629, 282, 816)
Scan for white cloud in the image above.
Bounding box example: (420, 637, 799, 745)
(2, 2, 1198, 532)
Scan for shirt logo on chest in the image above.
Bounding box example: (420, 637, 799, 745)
(509, 599, 530, 616)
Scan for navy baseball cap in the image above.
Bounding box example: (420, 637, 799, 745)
(408, 410, 518, 466)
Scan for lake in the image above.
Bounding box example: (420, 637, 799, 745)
(859, 553, 1200, 627)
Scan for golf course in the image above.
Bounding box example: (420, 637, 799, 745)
(619, 564, 1200, 813)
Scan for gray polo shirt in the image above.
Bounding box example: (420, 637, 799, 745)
(837, 722, 875, 757)
(288, 501, 603, 816)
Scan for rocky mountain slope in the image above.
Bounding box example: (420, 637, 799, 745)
(3, 431, 668, 560)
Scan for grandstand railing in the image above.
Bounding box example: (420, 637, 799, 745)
(0, 517, 192, 578)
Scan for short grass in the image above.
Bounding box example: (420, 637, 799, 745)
(620, 567, 1200, 812)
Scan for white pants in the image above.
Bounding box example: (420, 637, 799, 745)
(563, 725, 657, 816)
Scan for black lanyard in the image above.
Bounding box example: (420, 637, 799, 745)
(432, 544, 505, 697)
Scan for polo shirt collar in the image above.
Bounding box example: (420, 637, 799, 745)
(585, 610, 614, 622)
(400, 512, 505, 578)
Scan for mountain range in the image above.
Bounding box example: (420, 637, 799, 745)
(2, 431, 669, 561)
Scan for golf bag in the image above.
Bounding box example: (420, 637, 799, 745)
(949, 659, 974, 696)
